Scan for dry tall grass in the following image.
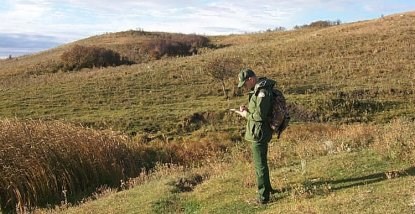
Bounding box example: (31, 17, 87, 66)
(371, 118, 415, 163)
(266, 119, 415, 168)
(0, 119, 232, 213)
(0, 119, 140, 212)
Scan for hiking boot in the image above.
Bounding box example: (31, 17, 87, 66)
(246, 198, 269, 205)
(270, 188, 281, 194)
(258, 199, 269, 205)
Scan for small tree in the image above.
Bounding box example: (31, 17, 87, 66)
(205, 56, 242, 98)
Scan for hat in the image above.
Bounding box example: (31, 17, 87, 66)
(238, 68, 256, 88)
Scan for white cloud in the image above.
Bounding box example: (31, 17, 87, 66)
(1, 0, 307, 37)
(0, 1, 49, 31)
(0, 0, 336, 39)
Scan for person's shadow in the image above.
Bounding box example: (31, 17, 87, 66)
(273, 166, 415, 197)
(320, 166, 415, 191)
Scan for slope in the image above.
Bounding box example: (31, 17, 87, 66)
(34, 119, 415, 213)
(0, 12, 414, 136)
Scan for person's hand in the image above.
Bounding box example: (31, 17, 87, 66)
(240, 105, 247, 112)
(239, 110, 247, 118)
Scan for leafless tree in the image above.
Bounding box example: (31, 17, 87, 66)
(205, 56, 242, 98)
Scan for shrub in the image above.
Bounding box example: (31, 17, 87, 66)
(294, 19, 342, 29)
(143, 34, 210, 59)
(61, 45, 130, 71)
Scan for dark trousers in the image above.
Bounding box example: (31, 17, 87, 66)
(251, 140, 272, 202)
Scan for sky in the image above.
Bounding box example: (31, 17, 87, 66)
(1, 0, 415, 58)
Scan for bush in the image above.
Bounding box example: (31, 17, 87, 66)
(143, 34, 210, 59)
(294, 20, 342, 29)
(61, 45, 130, 71)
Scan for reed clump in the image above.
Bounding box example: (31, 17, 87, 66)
(0, 119, 140, 212)
(0, 119, 233, 213)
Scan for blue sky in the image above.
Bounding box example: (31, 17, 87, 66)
(1, 0, 415, 58)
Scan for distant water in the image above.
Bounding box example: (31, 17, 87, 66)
(0, 33, 63, 59)
(0, 48, 46, 59)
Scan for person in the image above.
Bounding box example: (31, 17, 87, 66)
(237, 68, 277, 204)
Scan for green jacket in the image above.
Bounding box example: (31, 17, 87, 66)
(244, 77, 275, 143)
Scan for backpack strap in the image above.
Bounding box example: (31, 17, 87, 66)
(254, 79, 270, 95)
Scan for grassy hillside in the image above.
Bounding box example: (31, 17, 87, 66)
(0, 11, 414, 213)
(53, 151, 414, 214)
(1, 12, 414, 136)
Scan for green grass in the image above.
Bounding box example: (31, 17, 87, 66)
(56, 177, 174, 214)
(46, 149, 413, 214)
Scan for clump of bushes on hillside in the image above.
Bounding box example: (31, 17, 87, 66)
(143, 34, 210, 59)
(294, 20, 342, 29)
(61, 45, 131, 71)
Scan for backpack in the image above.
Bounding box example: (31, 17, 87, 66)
(269, 88, 290, 139)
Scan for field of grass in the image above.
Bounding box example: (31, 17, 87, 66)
(0, 11, 414, 213)
(36, 121, 415, 214)
(56, 152, 413, 214)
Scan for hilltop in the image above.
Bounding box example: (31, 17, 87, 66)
(0, 11, 414, 213)
(0, 31, 210, 76)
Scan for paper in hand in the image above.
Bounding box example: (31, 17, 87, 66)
(229, 108, 245, 117)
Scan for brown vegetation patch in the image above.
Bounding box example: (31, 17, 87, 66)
(0, 119, 141, 213)
(0, 119, 233, 212)
(287, 103, 320, 122)
(170, 173, 207, 193)
(61, 45, 132, 71)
